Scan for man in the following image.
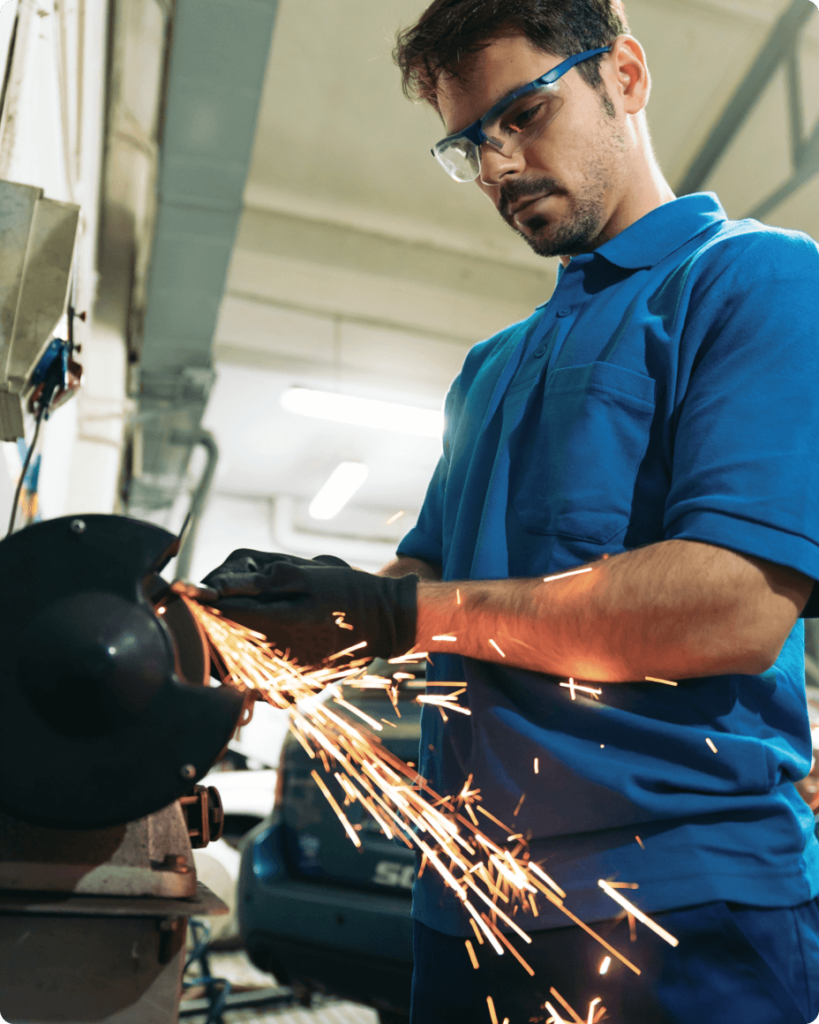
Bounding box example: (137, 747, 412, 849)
(204, 1, 819, 1020)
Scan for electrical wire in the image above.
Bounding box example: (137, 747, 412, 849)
(7, 405, 46, 538)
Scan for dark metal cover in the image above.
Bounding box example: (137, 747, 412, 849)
(0, 514, 245, 828)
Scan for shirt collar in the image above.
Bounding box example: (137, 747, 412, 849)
(591, 192, 727, 270)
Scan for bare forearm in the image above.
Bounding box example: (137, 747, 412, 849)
(416, 540, 811, 681)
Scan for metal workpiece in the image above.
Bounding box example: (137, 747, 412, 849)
(0, 513, 245, 829)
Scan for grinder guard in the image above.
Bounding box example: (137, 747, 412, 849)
(0, 515, 245, 828)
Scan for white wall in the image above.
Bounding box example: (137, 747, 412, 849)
(0, 0, 117, 524)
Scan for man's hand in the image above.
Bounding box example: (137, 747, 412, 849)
(201, 550, 418, 668)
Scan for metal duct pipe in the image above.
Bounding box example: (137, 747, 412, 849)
(174, 429, 219, 582)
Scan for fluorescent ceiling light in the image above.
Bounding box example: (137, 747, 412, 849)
(281, 387, 443, 438)
(309, 462, 369, 520)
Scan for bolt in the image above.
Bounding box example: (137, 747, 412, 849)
(179, 763, 196, 780)
(70, 519, 86, 534)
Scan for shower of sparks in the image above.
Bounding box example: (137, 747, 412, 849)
(178, 594, 674, 977)
(706, 737, 718, 753)
(645, 676, 678, 686)
(560, 678, 602, 701)
(386, 510, 405, 525)
(598, 880, 679, 947)
(543, 567, 593, 584)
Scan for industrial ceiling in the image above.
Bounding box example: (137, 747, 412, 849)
(179, 0, 819, 577)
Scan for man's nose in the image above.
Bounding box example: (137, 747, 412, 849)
(478, 142, 526, 187)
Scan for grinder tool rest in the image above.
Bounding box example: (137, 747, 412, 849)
(0, 514, 247, 1024)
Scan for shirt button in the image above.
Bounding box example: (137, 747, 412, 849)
(533, 346, 546, 358)
(557, 307, 573, 317)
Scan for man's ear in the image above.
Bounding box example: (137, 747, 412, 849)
(608, 35, 650, 116)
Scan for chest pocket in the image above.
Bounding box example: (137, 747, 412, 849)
(511, 361, 657, 544)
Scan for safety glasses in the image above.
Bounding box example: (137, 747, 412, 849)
(432, 46, 612, 182)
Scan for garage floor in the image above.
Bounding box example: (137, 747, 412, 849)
(181, 950, 381, 1024)
(188, 1005, 379, 1023)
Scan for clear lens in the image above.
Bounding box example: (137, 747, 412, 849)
(434, 137, 481, 183)
(433, 77, 568, 182)
(482, 80, 565, 154)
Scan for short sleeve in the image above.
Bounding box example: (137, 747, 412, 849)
(664, 228, 819, 612)
(396, 454, 447, 566)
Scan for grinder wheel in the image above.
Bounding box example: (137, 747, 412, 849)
(0, 515, 245, 829)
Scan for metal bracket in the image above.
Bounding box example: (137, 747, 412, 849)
(677, 0, 818, 219)
(180, 785, 225, 849)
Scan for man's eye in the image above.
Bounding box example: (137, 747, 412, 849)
(505, 105, 542, 134)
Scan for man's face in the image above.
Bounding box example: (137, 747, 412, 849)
(436, 34, 629, 259)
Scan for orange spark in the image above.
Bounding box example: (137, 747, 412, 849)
(465, 939, 480, 969)
(456, 588, 462, 604)
(534, 758, 540, 774)
(488, 638, 506, 658)
(598, 880, 679, 947)
(549, 987, 584, 1024)
(386, 510, 405, 525)
(645, 676, 678, 686)
(432, 635, 458, 642)
(495, 927, 535, 976)
(543, 567, 593, 584)
(513, 792, 526, 817)
(706, 737, 718, 753)
(635, 835, 645, 850)
(487, 995, 499, 1024)
(599, 956, 611, 975)
(587, 998, 602, 1024)
(311, 771, 361, 848)
(328, 640, 368, 660)
(560, 678, 602, 701)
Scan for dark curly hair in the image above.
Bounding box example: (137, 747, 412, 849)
(394, 0, 629, 109)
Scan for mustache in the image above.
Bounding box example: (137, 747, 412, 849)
(498, 178, 562, 220)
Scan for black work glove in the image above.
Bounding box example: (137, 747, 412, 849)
(201, 549, 418, 667)
(202, 549, 349, 594)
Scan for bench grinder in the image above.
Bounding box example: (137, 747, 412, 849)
(0, 514, 246, 1023)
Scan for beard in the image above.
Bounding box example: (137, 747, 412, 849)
(497, 156, 614, 259)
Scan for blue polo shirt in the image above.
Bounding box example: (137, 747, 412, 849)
(398, 193, 819, 935)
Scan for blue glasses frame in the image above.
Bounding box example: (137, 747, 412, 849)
(432, 45, 613, 167)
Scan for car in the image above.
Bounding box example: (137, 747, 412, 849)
(237, 661, 423, 1023)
